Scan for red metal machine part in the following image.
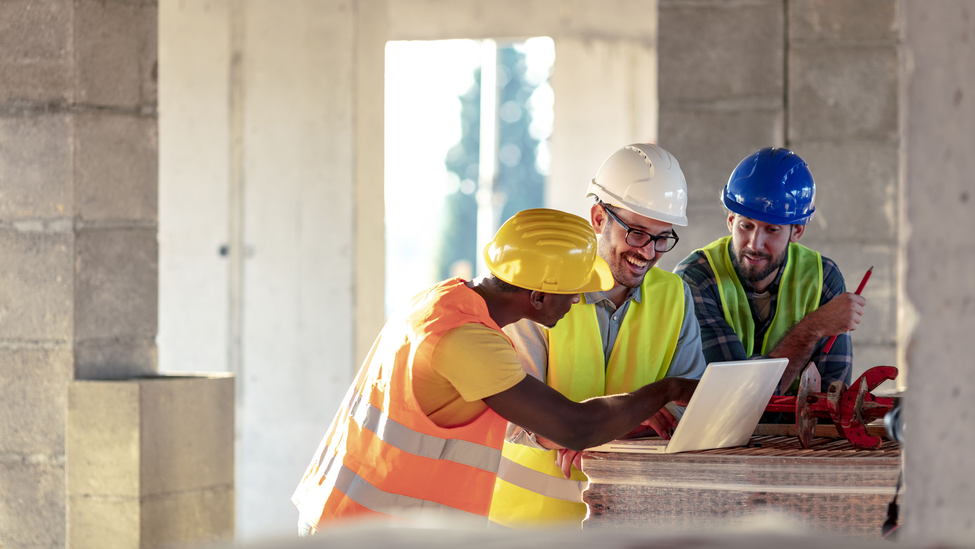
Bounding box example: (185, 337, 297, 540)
(766, 364, 898, 449)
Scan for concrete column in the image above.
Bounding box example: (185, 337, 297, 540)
(900, 0, 975, 542)
(548, 37, 658, 219)
(656, 0, 786, 271)
(0, 1, 157, 547)
(788, 0, 900, 381)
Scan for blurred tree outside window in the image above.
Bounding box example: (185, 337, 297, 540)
(385, 38, 554, 316)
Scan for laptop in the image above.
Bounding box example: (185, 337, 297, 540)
(589, 357, 789, 454)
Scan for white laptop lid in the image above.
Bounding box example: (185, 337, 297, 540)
(589, 357, 789, 454)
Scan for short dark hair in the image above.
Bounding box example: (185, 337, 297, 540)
(490, 274, 528, 294)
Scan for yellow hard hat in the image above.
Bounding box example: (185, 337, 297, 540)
(483, 209, 614, 294)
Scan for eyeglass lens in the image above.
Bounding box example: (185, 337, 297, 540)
(602, 203, 678, 252)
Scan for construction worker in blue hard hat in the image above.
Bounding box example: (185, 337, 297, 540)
(490, 144, 708, 529)
(674, 147, 863, 403)
(293, 208, 697, 535)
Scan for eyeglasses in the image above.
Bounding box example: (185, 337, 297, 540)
(600, 202, 680, 253)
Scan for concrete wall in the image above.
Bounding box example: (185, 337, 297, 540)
(0, 0, 963, 545)
(158, 0, 231, 378)
(159, 0, 659, 540)
(0, 1, 159, 547)
(159, 0, 357, 541)
(656, 0, 901, 384)
(787, 0, 900, 382)
(900, 0, 975, 542)
(237, 0, 356, 541)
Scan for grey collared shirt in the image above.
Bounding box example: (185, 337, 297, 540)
(503, 279, 708, 449)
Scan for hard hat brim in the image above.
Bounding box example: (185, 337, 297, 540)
(722, 189, 814, 226)
(488, 254, 615, 294)
(586, 182, 689, 227)
(574, 255, 615, 294)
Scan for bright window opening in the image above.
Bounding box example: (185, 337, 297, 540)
(384, 37, 555, 316)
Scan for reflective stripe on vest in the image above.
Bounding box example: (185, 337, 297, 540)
(700, 236, 823, 356)
(488, 268, 685, 528)
(346, 391, 502, 471)
(293, 279, 509, 529)
(497, 455, 587, 502)
(315, 450, 493, 522)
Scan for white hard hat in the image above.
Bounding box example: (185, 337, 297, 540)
(586, 143, 688, 226)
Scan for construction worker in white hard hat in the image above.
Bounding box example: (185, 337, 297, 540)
(489, 145, 708, 529)
(675, 147, 861, 402)
(292, 208, 698, 535)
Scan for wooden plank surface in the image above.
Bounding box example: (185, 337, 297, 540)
(581, 436, 900, 537)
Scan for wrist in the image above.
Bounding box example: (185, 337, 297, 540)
(665, 377, 680, 403)
(797, 311, 825, 341)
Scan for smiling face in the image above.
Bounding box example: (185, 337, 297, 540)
(592, 204, 676, 290)
(726, 212, 805, 292)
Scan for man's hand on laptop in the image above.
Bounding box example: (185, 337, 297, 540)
(624, 407, 679, 440)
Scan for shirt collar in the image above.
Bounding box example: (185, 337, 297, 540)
(582, 284, 642, 307)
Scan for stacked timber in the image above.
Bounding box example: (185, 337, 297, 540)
(582, 435, 900, 538)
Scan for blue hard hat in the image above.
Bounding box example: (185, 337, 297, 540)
(721, 147, 816, 226)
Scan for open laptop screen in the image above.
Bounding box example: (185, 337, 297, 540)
(590, 357, 789, 454)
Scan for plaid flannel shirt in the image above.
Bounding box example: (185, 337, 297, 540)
(674, 242, 852, 395)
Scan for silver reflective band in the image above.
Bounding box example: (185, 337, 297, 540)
(496, 456, 588, 502)
(330, 460, 488, 523)
(348, 392, 502, 472)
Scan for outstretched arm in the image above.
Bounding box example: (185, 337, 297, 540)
(483, 375, 697, 452)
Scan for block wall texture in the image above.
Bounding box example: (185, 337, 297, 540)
(0, 1, 159, 547)
(658, 0, 900, 383)
(788, 0, 900, 378)
(657, 0, 786, 269)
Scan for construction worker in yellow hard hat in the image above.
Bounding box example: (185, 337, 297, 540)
(292, 208, 698, 535)
(490, 144, 708, 529)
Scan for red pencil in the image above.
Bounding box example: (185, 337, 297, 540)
(822, 266, 873, 354)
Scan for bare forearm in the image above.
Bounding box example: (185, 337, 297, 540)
(564, 384, 680, 449)
(770, 291, 867, 392)
(484, 376, 690, 452)
(768, 316, 825, 392)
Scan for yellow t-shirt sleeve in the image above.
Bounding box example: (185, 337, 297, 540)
(433, 324, 527, 401)
(413, 323, 526, 428)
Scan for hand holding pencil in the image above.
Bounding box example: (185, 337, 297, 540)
(822, 266, 873, 354)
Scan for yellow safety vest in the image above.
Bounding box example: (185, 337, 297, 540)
(489, 268, 684, 528)
(700, 236, 823, 356)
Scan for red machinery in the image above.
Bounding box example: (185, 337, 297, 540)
(765, 364, 898, 449)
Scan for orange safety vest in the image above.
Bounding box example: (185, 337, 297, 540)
(292, 278, 510, 529)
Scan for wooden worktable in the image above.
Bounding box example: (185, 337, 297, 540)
(582, 435, 900, 537)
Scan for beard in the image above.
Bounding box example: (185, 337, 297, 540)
(598, 236, 658, 289)
(730, 245, 788, 284)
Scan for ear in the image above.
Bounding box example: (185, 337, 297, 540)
(529, 291, 545, 311)
(726, 211, 736, 233)
(790, 224, 805, 242)
(591, 203, 607, 235)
